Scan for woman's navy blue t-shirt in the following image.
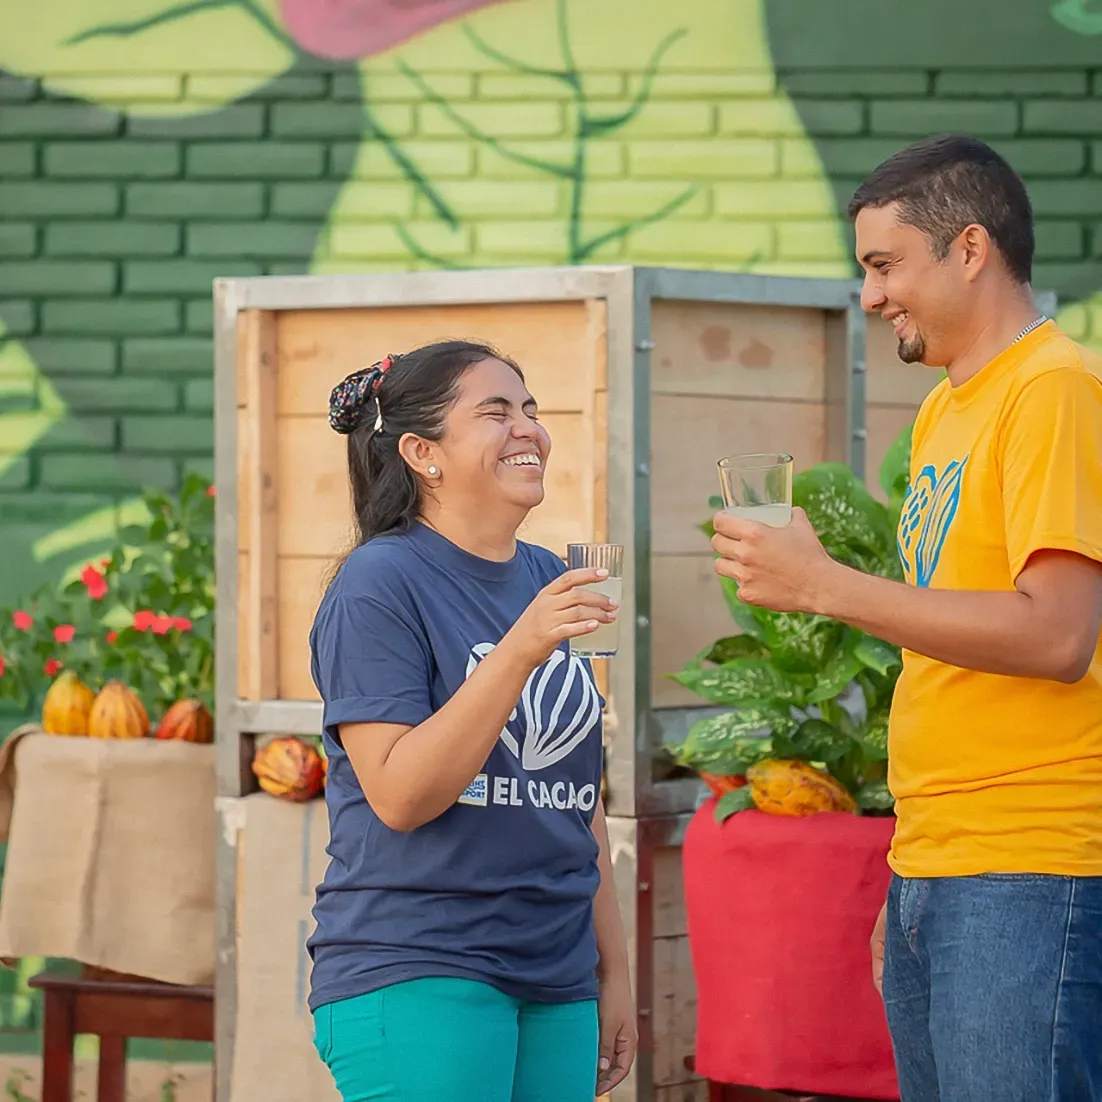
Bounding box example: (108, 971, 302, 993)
(305, 521, 604, 1013)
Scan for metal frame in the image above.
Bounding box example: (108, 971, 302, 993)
(211, 264, 921, 1102)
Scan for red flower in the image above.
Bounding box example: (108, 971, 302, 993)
(105, 631, 118, 644)
(133, 610, 157, 632)
(279, 0, 509, 61)
(172, 617, 193, 632)
(43, 658, 63, 677)
(0, 655, 5, 678)
(206, 484, 216, 498)
(12, 610, 32, 631)
(100, 557, 111, 568)
(53, 624, 76, 644)
(81, 564, 108, 601)
(151, 616, 174, 635)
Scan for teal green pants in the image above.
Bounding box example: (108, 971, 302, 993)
(313, 977, 600, 1102)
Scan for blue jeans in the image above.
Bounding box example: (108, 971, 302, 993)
(883, 873, 1102, 1101)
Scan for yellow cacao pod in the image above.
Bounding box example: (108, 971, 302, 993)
(88, 681, 149, 740)
(42, 670, 96, 736)
(746, 758, 858, 817)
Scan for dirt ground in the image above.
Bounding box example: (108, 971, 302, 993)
(0, 1057, 212, 1101)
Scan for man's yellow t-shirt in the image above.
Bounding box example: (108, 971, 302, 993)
(888, 320, 1102, 878)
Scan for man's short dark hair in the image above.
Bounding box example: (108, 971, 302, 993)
(847, 134, 1034, 285)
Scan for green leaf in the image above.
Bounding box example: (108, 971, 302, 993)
(717, 576, 769, 641)
(856, 780, 895, 812)
(672, 657, 801, 709)
(714, 786, 756, 822)
(806, 634, 864, 704)
(858, 707, 890, 762)
(706, 635, 770, 664)
(879, 422, 913, 509)
(773, 718, 855, 764)
(670, 712, 781, 774)
(854, 634, 902, 677)
(758, 611, 843, 674)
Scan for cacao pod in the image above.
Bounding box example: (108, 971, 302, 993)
(42, 670, 96, 736)
(700, 772, 747, 799)
(252, 737, 324, 802)
(88, 681, 150, 740)
(746, 758, 858, 817)
(155, 699, 214, 744)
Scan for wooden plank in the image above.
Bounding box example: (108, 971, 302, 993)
(275, 301, 602, 418)
(650, 394, 828, 557)
(523, 411, 595, 553)
(276, 556, 333, 702)
(650, 553, 738, 710)
(240, 311, 279, 700)
(655, 1083, 709, 1102)
(653, 845, 687, 939)
(236, 552, 252, 701)
(653, 935, 700, 1088)
(651, 300, 827, 402)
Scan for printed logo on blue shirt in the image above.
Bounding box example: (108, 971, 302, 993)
(898, 455, 969, 587)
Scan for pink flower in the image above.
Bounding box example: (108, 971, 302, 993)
(12, 610, 32, 631)
(279, 0, 510, 61)
(133, 610, 157, 632)
(43, 658, 63, 677)
(206, 484, 216, 498)
(81, 564, 108, 601)
(53, 624, 75, 644)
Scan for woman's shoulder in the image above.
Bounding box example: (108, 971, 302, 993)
(324, 533, 423, 608)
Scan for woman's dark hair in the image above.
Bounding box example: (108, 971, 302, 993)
(847, 134, 1035, 285)
(336, 339, 523, 551)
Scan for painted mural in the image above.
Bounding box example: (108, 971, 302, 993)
(1, 0, 1101, 634)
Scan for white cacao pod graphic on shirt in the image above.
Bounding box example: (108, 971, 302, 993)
(466, 643, 601, 771)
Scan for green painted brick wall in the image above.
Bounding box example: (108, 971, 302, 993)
(1, 55, 1101, 617)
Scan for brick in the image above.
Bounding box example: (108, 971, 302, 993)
(1032, 263, 1097, 296)
(781, 137, 901, 179)
(128, 104, 264, 138)
(59, 377, 177, 413)
(36, 416, 117, 452)
(64, 76, 182, 102)
(329, 222, 472, 260)
(937, 71, 1087, 97)
(1035, 222, 1084, 260)
(334, 139, 475, 180)
(0, 76, 37, 102)
(0, 262, 116, 297)
(1032, 180, 1102, 216)
(591, 101, 714, 137)
(123, 259, 262, 295)
(630, 219, 773, 262)
(870, 100, 1018, 136)
(628, 72, 774, 98)
(629, 139, 777, 178)
(43, 300, 179, 336)
(40, 454, 177, 492)
(418, 102, 563, 139)
(44, 141, 180, 178)
(715, 180, 840, 218)
(45, 222, 180, 257)
(186, 142, 324, 178)
(0, 143, 35, 177)
(777, 220, 849, 261)
(0, 104, 120, 137)
(476, 140, 623, 179)
(719, 98, 863, 137)
(184, 378, 213, 412)
(123, 338, 211, 374)
(181, 456, 214, 484)
(22, 339, 116, 376)
(0, 225, 35, 258)
(0, 301, 35, 336)
(336, 72, 473, 101)
(187, 73, 328, 101)
(272, 182, 413, 219)
(987, 139, 1086, 176)
(415, 180, 561, 219)
(122, 415, 212, 453)
(475, 220, 621, 261)
(474, 74, 589, 101)
(186, 300, 213, 334)
(271, 102, 412, 138)
(780, 70, 928, 97)
(0, 457, 31, 488)
(1056, 301, 1089, 339)
(126, 182, 263, 218)
(583, 181, 708, 219)
(752, 258, 853, 279)
(1023, 99, 1102, 134)
(186, 222, 324, 258)
(0, 182, 119, 217)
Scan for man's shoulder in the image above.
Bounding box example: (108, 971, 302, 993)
(1013, 327, 1102, 392)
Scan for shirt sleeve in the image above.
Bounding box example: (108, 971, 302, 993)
(1000, 367, 1102, 581)
(310, 579, 435, 741)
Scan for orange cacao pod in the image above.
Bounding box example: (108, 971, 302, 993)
(746, 758, 857, 817)
(252, 737, 324, 802)
(42, 670, 96, 736)
(88, 681, 149, 740)
(699, 772, 747, 799)
(155, 699, 213, 744)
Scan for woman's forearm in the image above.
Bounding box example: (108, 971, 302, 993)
(591, 800, 631, 982)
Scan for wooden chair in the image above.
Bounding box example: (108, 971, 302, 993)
(28, 968, 214, 1102)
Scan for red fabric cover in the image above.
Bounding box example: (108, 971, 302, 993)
(683, 804, 900, 1100)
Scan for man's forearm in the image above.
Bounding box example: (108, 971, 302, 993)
(812, 562, 1082, 682)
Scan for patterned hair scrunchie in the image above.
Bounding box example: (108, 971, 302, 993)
(328, 354, 399, 435)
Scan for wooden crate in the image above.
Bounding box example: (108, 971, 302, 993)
(213, 266, 900, 1102)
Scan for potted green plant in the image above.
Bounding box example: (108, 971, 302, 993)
(667, 426, 912, 822)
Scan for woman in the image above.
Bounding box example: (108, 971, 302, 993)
(307, 339, 638, 1102)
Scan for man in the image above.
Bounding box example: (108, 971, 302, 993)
(711, 134, 1102, 1101)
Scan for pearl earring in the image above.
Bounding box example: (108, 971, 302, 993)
(427, 466, 438, 476)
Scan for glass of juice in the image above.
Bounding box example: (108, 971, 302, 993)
(717, 453, 794, 527)
(565, 542, 624, 658)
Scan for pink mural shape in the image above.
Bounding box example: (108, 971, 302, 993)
(279, 0, 512, 61)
